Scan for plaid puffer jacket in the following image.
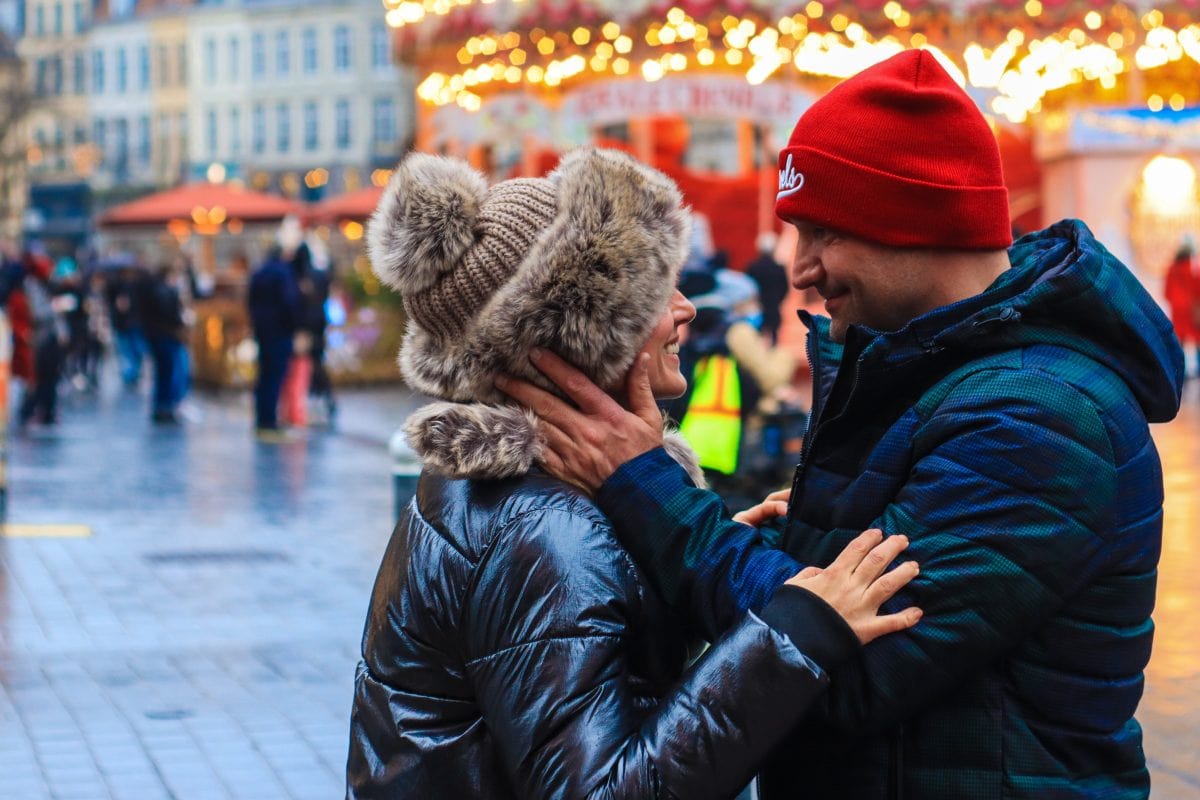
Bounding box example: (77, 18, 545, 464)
(598, 219, 1185, 799)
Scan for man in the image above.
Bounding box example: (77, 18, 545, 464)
(744, 231, 789, 345)
(248, 232, 301, 436)
(498, 50, 1184, 798)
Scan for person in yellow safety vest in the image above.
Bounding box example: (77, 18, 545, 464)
(678, 268, 796, 479)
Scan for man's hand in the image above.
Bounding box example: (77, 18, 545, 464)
(789, 529, 922, 645)
(733, 488, 791, 528)
(495, 349, 664, 491)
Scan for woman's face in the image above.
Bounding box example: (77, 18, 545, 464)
(640, 290, 696, 400)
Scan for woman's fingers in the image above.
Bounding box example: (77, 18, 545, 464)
(822, 528, 884, 579)
(863, 559, 920, 609)
(852, 532, 911, 585)
(855, 607, 923, 646)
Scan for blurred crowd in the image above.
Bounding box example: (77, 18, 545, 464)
(0, 219, 338, 436)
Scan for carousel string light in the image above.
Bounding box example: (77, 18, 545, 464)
(395, 2, 1200, 124)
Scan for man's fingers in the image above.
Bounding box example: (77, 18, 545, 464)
(855, 607, 923, 645)
(851, 534, 910, 585)
(764, 488, 791, 504)
(531, 349, 618, 415)
(494, 374, 581, 425)
(626, 353, 660, 427)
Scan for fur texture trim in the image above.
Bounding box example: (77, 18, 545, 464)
(393, 148, 691, 404)
(406, 402, 707, 490)
(367, 154, 488, 295)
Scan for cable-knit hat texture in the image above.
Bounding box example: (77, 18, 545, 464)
(367, 148, 691, 406)
(775, 49, 1011, 250)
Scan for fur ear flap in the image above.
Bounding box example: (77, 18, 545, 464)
(367, 153, 488, 295)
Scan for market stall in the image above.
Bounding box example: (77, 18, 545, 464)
(97, 180, 301, 388)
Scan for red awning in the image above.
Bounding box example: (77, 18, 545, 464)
(306, 185, 385, 224)
(99, 182, 302, 227)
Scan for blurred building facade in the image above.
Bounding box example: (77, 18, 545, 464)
(12, 0, 416, 251)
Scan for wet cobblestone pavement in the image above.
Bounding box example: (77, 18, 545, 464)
(1, 376, 1198, 799)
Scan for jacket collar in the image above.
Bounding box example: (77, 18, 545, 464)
(405, 400, 708, 489)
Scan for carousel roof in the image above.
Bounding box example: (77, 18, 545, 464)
(385, 0, 1200, 123)
(99, 182, 302, 227)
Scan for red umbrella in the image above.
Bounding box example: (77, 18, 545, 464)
(98, 182, 301, 227)
(306, 185, 385, 224)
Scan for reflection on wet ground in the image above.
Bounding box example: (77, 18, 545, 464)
(1143, 380, 1200, 797)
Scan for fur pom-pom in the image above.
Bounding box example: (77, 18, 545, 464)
(405, 402, 542, 480)
(367, 153, 488, 295)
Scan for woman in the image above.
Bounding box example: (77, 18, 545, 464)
(347, 149, 920, 798)
(1164, 237, 1200, 377)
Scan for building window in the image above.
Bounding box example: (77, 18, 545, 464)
(276, 102, 290, 153)
(53, 2, 62, 34)
(371, 24, 389, 69)
(302, 27, 317, 74)
(114, 117, 129, 178)
(92, 119, 107, 166)
(252, 33, 265, 80)
(35, 5, 44, 35)
(138, 45, 150, 91)
(92, 49, 105, 93)
(204, 37, 216, 85)
(230, 107, 241, 156)
(335, 98, 350, 149)
(252, 104, 265, 154)
(73, 53, 85, 95)
(178, 43, 187, 85)
(206, 109, 218, 157)
(178, 111, 188, 161)
(73, 0, 84, 34)
(229, 37, 240, 83)
(74, 124, 87, 145)
(333, 25, 351, 71)
(303, 101, 318, 151)
(116, 47, 128, 93)
(52, 56, 63, 95)
(34, 59, 47, 97)
(372, 97, 396, 145)
(157, 45, 168, 87)
(138, 115, 151, 165)
(276, 30, 290, 77)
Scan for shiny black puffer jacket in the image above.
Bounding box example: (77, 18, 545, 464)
(347, 469, 856, 799)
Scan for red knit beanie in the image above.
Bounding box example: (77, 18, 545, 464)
(775, 49, 1012, 250)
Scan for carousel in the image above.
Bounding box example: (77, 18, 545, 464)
(382, 0, 1200, 279)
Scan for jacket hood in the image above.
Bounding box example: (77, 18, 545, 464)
(405, 401, 708, 488)
(888, 219, 1183, 422)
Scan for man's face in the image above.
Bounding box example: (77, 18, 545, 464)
(787, 219, 930, 343)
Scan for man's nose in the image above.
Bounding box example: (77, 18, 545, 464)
(791, 255, 822, 290)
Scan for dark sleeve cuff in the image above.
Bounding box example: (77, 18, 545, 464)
(758, 584, 860, 671)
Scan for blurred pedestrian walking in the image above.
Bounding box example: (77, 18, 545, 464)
(744, 232, 790, 345)
(1164, 235, 1200, 377)
(141, 262, 189, 424)
(17, 249, 68, 427)
(249, 222, 302, 437)
(106, 260, 148, 388)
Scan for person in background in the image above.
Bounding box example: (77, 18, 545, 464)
(744, 232, 790, 345)
(106, 261, 148, 388)
(141, 262, 189, 425)
(248, 226, 302, 437)
(1164, 235, 1199, 378)
(18, 249, 68, 427)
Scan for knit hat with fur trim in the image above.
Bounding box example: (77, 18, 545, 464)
(367, 148, 698, 481)
(775, 49, 1011, 250)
